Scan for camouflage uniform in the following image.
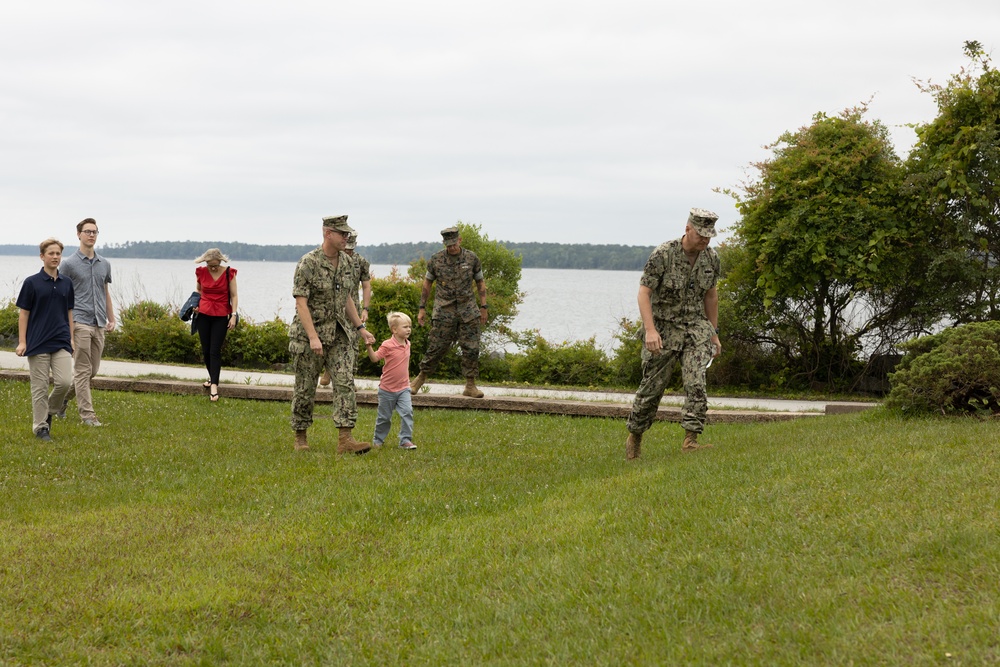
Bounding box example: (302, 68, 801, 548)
(418, 246, 484, 379)
(351, 253, 370, 314)
(289, 247, 360, 430)
(626, 238, 720, 435)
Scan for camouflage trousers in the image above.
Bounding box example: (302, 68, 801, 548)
(290, 327, 359, 430)
(418, 309, 480, 379)
(626, 334, 714, 435)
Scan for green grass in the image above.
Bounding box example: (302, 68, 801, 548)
(1, 379, 999, 666)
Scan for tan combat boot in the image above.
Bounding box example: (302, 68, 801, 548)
(626, 432, 642, 460)
(462, 378, 485, 398)
(410, 372, 427, 394)
(682, 430, 713, 452)
(338, 428, 372, 455)
(294, 429, 309, 452)
(319, 370, 331, 387)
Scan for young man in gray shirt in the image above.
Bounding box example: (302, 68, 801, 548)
(60, 218, 116, 426)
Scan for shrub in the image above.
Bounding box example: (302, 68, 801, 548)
(885, 321, 1000, 416)
(607, 318, 645, 388)
(105, 300, 201, 364)
(0, 300, 18, 343)
(510, 332, 611, 387)
(119, 300, 172, 321)
(224, 318, 290, 368)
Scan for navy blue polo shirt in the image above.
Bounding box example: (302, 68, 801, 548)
(16, 268, 75, 357)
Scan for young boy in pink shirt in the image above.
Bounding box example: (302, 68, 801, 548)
(365, 311, 417, 449)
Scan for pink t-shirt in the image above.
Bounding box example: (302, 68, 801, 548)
(372, 336, 411, 392)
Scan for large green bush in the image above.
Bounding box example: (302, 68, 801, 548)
(223, 318, 291, 368)
(105, 300, 201, 363)
(885, 321, 1000, 415)
(0, 300, 18, 342)
(510, 332, 611, 387)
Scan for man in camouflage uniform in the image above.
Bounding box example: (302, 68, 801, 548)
(410, 227, 488, 398)
(289, 215, 376, 453)
(319, 232, 371, 387)
(625, 208, 722, 459)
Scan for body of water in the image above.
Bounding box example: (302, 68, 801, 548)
(1, 255, 643, 349)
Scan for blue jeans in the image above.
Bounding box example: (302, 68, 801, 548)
(373, 388, 413, 446)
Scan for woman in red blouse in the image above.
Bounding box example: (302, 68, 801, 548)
(193, 248, 239, 401)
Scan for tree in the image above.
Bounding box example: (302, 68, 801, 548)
(906, 41, 1000, 323)
(724, 106, 911, 386)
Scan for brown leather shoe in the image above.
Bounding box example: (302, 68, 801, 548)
(626, 432, 642, 460)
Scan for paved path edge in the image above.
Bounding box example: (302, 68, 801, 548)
(0, 370, 830, 424)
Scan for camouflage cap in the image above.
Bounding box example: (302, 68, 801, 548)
(322, 214, 355, 235)
(687, 208, 718, 238)
(441, 226, 460, 246)
(346, 233, 358, 250)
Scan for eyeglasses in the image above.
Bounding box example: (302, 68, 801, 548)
(81, 230, 99, 236)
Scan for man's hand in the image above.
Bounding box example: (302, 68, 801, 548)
(644, 329, 662, 356)
(360, 328, 375, 346)
(309, 335, 323, 355)
(417, 309, 426, 326)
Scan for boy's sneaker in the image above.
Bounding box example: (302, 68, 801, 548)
(399, 441, 417, 450)
(372, 441, 383, 448)
(83, 418, 103, 427)
(36, 427, 52, 442)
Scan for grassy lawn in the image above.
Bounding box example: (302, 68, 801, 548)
(1, 379, 998, 665)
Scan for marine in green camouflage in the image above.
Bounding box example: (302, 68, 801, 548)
(289, 246, 361, 430)
(418, 242, 485, 379)
(627, 209, 721, 436)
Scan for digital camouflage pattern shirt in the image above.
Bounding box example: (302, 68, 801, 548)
(426, 247, 484, 323)
(289, 247, 359, 346)
(640, 238, 720, 350)
(352, 253, 370, 312)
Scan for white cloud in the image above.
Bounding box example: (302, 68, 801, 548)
(1, 0, 995, 247)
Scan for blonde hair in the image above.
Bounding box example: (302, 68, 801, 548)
(194, 248, 229, 264)
(387, 311, 411, 330)
(39, 238, 64, 254)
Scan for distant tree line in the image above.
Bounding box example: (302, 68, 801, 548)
(0, 240, 657, 270)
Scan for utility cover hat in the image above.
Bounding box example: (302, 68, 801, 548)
(346, 233, 358, 249)
(322, 215, 355, 235)
(688, 208, 718, 238)
(441, 227, 460, 246)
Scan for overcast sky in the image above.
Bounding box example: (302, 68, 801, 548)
(2, 0, 996, 248)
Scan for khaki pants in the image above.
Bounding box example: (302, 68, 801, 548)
(28, 350, 73, 434)
(68, 324, 105, 421)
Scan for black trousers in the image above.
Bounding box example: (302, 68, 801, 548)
(196, 314, 229, 385)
